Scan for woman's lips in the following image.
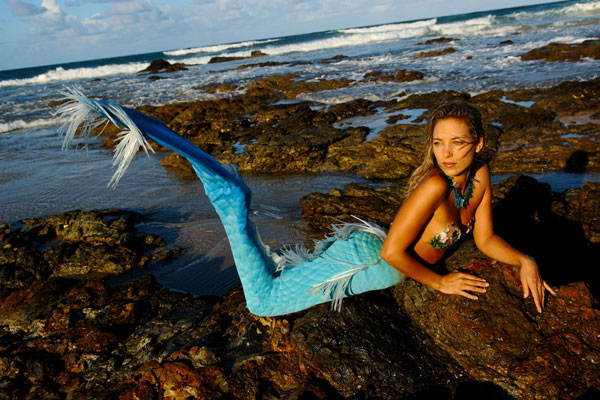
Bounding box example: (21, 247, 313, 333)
(442, 162, 456, 168)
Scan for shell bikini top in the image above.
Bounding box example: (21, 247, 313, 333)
(428, 218, 474, 250)
(428, 170, 478, 250)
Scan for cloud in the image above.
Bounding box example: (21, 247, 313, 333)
(6, 0, 45, 16)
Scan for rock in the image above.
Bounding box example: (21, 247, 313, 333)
(300, 182, 406, 232)
(491, 175, 600, 294)
(250, 50, 266, 57)
(417, 37, 457, 45)
(138, 59, 187, 74)
(320, 54, 349, 63)
(0, 209, 175, 283)
(208, 50, 267, 64)
(415, 47, 456, 58)
(289, 290, 466, 399)
(521, 39, 600, 62)
(364, 68, 424, 82)
(500, 40, 514, 45)
(87, 71, 600, 179)
(0, 269, 469, 399)
(396, 254, 600, 400)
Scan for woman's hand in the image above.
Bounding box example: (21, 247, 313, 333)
(520, 257, 556, 313)
(439, 270, 489, 300)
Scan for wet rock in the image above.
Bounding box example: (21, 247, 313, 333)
(208, 50, 267, 64)
(289, 290, 466, 399)
(0, 269, 468, 399)
(417, 37, 457, 45)
(364, 68, 424, 82)
(0, 224, 51, 289)
(85, 71, 600, 179)
(396, 254, 600, 400)
(521, 39, 600, 62)
(320, 54, 348, 63)
(0, 209, 175, 283)
(300, 182, 406, 232)
(415, 47, 456, 58)
(138, 59, 187, 74)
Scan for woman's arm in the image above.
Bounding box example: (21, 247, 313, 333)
(381, 174, 488, 300)
(472, 165, 555, 312)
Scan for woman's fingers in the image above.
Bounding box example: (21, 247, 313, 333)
(544, 281, 556, 296)
(458, 290, 479, 300)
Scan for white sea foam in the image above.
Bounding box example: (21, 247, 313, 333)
(167, 56, 212, 65)
(0, 117, 60, 133)
(435, 15, 500, 36)
(340, 18, 437, 34)
(163, 39, 280, 56)
(0, 62, 149, 88)
(508, 0, 600, 20)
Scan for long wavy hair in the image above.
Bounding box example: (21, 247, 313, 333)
(407, 101, 484, 194)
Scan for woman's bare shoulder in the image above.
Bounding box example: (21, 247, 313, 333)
(473, 160, 490, 183)
(413, 169, 449, 197)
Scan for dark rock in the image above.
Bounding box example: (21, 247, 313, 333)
(300, 182, 406, 232)
(250, 50, 266, 58)
(320, 54, 349, 63)
(0, 209, 175, 283)
(417, 37, 456, 45)
(415, 47, 456, 58)
(396, 255, 600, 400)
(290, 290, 465, 399)
(499, 40, 514, 45)
(521, 39, 600, 62)
(208, 50, 267, 64)
(138, 59, 187, 74)
(365, 68, 424, 82)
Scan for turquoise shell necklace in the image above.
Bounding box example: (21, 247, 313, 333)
(448, 170, 478, 209)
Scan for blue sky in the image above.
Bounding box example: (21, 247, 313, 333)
(1, 0, 556, 71)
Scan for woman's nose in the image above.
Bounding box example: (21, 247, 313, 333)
(444, 144, 452, 157)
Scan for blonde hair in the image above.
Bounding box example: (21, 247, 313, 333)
(407, 102, 484, 194)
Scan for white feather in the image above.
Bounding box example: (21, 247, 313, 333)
(55, 86, 154, 188)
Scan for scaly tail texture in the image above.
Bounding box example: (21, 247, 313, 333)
(55, 87, 404, 316)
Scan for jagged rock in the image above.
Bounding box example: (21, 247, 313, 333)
(208, 50, 267, 64)
(364, 68, 424, 82)
(416, 37, 457, 45)
(415, 47, 456, 58)
(320, 54, 349, 63)
(0, 209, 176, 283)
(300, 182, 406, 232)
(396, 254, 600, 400)
(138, 59, 187, 74)
(521, 39, 600, 62)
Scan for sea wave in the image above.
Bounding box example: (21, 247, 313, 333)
(167, 56, 212, 65)
(507, 0, 600, 20)
(0, 117, 60, 133)
(340, 18, 437, 34)
(172, 19, 440, 65)
(163, 39, 280, 57)
(0, 62, 149, 88)
(435, 15, 499, 36)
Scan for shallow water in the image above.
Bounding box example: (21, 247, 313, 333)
(0, 126, 378, 295)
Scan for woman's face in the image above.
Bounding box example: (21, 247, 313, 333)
(432, 118, 483, 177)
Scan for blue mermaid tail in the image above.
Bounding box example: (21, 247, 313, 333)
(56, 87, 404, 316)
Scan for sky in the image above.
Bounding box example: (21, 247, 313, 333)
(1, 0, 558, 71)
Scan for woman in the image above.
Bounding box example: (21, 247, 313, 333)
(381, 102, 555, 313)
(57, 89, 553, 316)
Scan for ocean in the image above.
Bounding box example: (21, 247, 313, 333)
(1, 0, 599, 295)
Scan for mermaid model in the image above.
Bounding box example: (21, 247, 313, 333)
(56, 87, 404, 317)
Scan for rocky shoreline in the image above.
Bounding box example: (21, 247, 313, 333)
(2, 40, 599, 398)
(1, 177, 599, 399)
